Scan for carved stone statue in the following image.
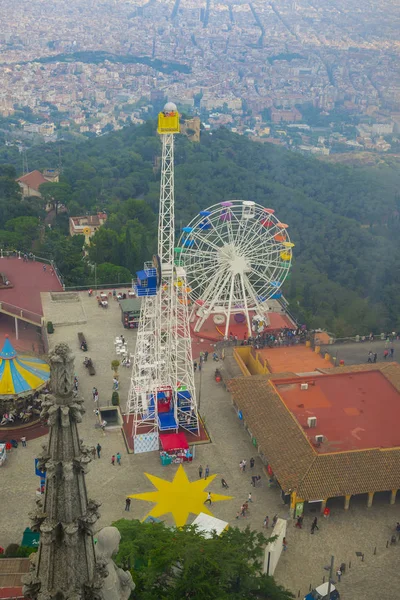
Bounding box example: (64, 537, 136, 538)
(95, 528, 135, 600)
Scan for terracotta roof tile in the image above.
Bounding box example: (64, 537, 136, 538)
(228, 377, 316, 493)
(297, 448, 400, 499)
(16, 170, 47, 192)
(228, 364, 400, 500)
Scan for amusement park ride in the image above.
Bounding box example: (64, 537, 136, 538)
(179, 201, 293, 338)
(126, 103, 199, 453)
(126, 102, 294, 453)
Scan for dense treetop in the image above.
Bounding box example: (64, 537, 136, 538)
(0, 122, 399, 335)
(113, 519, 294, 600)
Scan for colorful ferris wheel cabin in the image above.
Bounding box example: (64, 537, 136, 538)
(220, 201, 233, 221)
(181, 227, 195, 248)
(198, 210, 212, 230)
(261, 208, 275, 227)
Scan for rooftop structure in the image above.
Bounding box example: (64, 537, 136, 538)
(276, 370, 400, 452)
(0, 256, 63, 325)
(69, 213, 108, 239)
(0, 337, 49, 397)
(228, 363, 400, 512)
(258, 345, 332, 374)
(16, 170, 58, 201)
(0, 558, 30, 600)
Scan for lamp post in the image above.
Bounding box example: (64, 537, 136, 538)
(323, 555, 335, 598)
(197, 362, 203, 412)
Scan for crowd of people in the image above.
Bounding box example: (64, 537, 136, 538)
(251, 327, 309, 349)
(220, 327, 309, 349)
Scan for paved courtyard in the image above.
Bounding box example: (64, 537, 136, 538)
(0, 294, 398, 599)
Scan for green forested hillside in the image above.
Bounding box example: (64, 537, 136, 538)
(1, 123, 399, 336)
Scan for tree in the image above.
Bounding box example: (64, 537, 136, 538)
(111, 359, 120, 377)
(39, 181, 72, 214)
(113, 519, 294, 600)
(94, 262, 131, 285)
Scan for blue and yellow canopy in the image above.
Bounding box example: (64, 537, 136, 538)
(0, 337, 50, 396)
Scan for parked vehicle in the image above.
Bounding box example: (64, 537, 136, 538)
(304, 583, 340, 600)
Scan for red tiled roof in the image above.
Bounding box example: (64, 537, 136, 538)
(16, 170, 47, 192)
(0, 587, 24, 599)
(228, 364, 400, 500)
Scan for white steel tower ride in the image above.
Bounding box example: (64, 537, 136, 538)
(126, 102, 199, 452)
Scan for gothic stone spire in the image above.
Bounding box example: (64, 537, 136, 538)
(23, 343, 104, 600)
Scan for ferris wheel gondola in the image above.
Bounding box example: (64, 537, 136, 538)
(177, 200, 294, 337)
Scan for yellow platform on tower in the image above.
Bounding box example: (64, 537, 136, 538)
(157, 111, 180, 134)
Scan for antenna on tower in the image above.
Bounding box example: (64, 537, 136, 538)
(22, 148, 29, 175)
(58, 145, 62, 174)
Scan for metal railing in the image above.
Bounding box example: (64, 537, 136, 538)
(0, 301, 43, 326)
(64, 282, 134, 292)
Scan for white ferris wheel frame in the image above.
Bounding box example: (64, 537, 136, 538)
(177, 200, 293, 337)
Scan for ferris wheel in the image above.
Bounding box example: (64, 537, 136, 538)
(177, 200, 294, 337)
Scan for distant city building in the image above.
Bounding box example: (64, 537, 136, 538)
(271, 108, 302, 123)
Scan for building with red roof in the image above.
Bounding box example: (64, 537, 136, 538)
(16, 170, 48, 198)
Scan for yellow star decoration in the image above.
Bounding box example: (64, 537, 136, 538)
(129, 465, 232, 527)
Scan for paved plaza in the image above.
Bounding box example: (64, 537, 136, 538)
(0, 294, 398, 599)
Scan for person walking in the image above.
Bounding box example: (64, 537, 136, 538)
(116, 452, 121, 465)
(263, 515, 269, 528)
(91, 446, 96, 460)
(384, 349, 389, 360)
(125, 497, 131, 511)
(272, 515, 278, 528)
(111, 455, 115, 466)
(251, 475, 258, 487)
(92, 387, 97, 400)
(94, 390, 99, 403)
(199, 465, 203, 478)
(311, 517, 319, 534)
(390, 347, 394, 358)
(204, 351, 209, 362)
(204, 492, 212, 505)
(205, 465, 210, 479)
(21, 436, 27, 447)
(250, 457, 255, 469)
(193, 361, 197, 372)
(221, 478, 229, 489)
(248, 492, 252, 503)
(295, 516, 303, 529)
(96, 443, 102, 458)
(282, 537, 288, 552)
(373, 352, 377, 363)
(240, 460, 244, 472)
(367, 351, 373, 363)
(336, 568, 342, 583)
(242, 459, 247, 472)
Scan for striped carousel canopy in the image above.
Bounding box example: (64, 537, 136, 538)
(0, 337, 50, 396)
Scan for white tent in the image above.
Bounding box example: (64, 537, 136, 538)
(191, 513, 229, 538)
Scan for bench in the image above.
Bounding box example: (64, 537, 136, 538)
(84, 358, 96, 376)
(0, 273, 12, 289)
(78, 332, 88, 351)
